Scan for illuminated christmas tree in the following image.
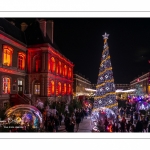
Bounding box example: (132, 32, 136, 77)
(94, 33, 118, 112)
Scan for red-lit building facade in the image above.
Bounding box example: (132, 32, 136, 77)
(0, 18, 74, 108)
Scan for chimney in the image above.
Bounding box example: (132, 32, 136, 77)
(39, 19, 46, 37)
(20, 22, 28, 32)
(46, 20, 54, 44)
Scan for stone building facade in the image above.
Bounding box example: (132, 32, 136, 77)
(73, 74, 92, 97)
(0, 18, 74, 108)
(115, 84, 130, 90)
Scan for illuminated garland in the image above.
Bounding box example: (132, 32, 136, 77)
(105, 103, 118, 109)
(94, 92, 116, 100)
(98, 67, 112, 76)
(102, 47, 109, 55)
(100, 56, 110, 66)
(96, 79, 114, 88)
(96, 83, 105, 88)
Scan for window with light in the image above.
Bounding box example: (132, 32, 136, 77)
(3, 77, 10, 94)
(69, 84, 71, 94)
(64, 83, 66, 94)
(34, 82, 40, 95)
(56, 63, 58, 74)
(35, 60, 41, 72)
(58, 82, 61, 95)
(68, 68, 71, 78)
(58, 61, 62, 74)
(3, 45, 13, 66)
(51, 57, 55, 73)
(51, 81, 55, 94)
(48, 59, 51, 71)
(64, 65, 67, 76)
(18, 52, 26, 70)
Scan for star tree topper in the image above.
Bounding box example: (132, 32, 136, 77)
(102, 32, 109, 39)
(102, 32, 109, 43)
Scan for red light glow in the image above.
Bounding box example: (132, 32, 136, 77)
(48, 47, 74, 67)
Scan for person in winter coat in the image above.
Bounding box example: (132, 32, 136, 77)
(75, 115, 81, 132)
(120, 117, 126, 132)
(64, 115, 70, 132)
(148, 123, 150, 132)
(58, 113, 63, 127)
(126, 121, 131, 132)
(54, 116, 59, 132)
(68, 117, 75, 132)
(104, 118, 109, 132)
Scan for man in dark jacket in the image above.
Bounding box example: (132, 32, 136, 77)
(126, 121, 131, 132)
(75, 114, 81, 132)
(54, 116, 59, 132)
(64, 115, 70, 132)
(59, 113, 63, 127)
(136, 120, 143, 132)
(104, 118, 109, 132)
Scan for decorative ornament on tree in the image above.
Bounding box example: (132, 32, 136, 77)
(94, 32, 118, 113)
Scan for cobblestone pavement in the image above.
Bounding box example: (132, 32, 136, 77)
(58, 116, 93, 132)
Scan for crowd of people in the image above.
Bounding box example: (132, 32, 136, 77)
(95, 105, 150, 132)
(42, 107, 91, 132)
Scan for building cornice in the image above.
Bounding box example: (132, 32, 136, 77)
(48, 46, 74, 67)
(130, 77, 148, 86)
(27, 44, 74, 67)
(74, 78, 91, 85)
(0, 32, 27, 51)
(130, 72, 149, 84)
(0, 66, 26, 76)
(74, 74, 91, 83)
(28, 73, 73, 82)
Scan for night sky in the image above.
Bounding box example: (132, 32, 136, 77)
(6, 18, 150, 84)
